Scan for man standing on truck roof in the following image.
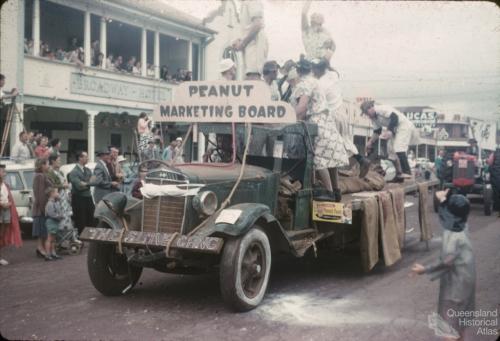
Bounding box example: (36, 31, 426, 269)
(361, 100, 418, 182)
(233, 0, 268, 75)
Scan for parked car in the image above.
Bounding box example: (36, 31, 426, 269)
(3, 159, 36, 235)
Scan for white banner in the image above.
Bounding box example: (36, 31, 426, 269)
(469, 119, 497, 151)
(153, 81, 296, 124)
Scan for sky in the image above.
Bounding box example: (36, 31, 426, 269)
(166, 0, 500, 120)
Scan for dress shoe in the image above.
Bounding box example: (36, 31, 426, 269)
(36, 249, 46, 258)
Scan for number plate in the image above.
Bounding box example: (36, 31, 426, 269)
(80, 227, 224, 253)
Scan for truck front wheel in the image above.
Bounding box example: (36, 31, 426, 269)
(87, 241, 143, 296)
(219, 227, 271, 312)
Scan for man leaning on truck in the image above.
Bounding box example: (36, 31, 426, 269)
(361, 100, 418, 183)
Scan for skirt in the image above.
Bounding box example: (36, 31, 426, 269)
(333, 107, 359, 157)
(309, 112, 350, 170)
(32, 216, 47, 238)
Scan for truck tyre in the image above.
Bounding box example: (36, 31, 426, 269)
(220, 226, 271, 312)
(484, 186, 493, 216)
(87, 223, 142, 296)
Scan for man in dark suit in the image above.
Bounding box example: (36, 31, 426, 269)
(93, 150, 119, 204)
(68, 151, 97, 234)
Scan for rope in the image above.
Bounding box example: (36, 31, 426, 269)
(220, 122, 252, 209)
(117, 215, 129, 254)
(165, 232, 180, 258)
(187, 122, 253, 237)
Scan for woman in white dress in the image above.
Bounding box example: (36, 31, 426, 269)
(312, 59, 371, 177)
(287, 59, 349, 193)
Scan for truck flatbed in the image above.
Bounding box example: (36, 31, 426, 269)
(343, 178, 439, 211)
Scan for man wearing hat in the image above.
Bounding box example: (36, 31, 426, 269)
(361, 100, 418, 181)
(219, 58, 236, 81)
(262, 60, 280, 101)
(93, 149, 119, 203)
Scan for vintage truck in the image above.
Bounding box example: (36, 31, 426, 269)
(80, 81, 436, 311)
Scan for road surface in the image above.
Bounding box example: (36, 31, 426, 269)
(1, 197, 498, 340)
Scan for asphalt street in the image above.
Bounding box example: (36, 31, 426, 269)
(0, 196, 499, 341)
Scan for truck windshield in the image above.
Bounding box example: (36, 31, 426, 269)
(164, 123, 239, 166)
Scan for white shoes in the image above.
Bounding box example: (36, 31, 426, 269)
(0, 258, 9, 266)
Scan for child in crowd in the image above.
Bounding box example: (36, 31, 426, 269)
(44, 188, 63, 261)
(411, 189, 476, 341)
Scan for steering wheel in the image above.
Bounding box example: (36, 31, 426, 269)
(209, 147, 226, 163)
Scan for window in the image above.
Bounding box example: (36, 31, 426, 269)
(5, 172, 24, 191)
(111, 134, 122, 149)
(23, 171, 35, 189)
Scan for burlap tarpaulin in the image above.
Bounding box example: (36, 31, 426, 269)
(389, 187, 405, 248)
(360, 196, 379, 272)
(417, 182, 433, 241)
(338, 171, 385, 194)
(377, 191, 402, 266)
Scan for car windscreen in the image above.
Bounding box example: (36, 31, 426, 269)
(5, 172, 24, 191)
(23, 170, 35, 189)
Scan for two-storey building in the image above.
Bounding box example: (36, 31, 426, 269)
(1, 0, 215, 162)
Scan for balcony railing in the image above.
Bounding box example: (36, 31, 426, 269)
(23, 55, 176, 111)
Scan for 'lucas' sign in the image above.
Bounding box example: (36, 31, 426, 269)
(153, 81, 296, 123)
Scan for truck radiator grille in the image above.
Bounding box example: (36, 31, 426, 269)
(141, 174, 188, 234)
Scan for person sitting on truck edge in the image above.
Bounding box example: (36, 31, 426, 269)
(361, 100, 418, 182)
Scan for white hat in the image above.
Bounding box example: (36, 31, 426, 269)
(117, 155, 127, 163)
(219, 59, 235, 73)
(176, 137, 183, 142)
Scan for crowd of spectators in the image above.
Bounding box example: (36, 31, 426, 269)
(25, 37, 193, 83)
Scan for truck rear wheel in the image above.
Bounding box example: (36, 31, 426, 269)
(219, 227, 271, 312)
(87, 229, 142, 296)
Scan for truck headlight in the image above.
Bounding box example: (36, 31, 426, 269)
(193, 191, 218, 216)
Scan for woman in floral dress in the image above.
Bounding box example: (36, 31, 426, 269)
(287, 59, 349, 192)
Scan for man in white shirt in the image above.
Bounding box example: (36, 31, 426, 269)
(361, 100, 419, 180)
(0, 73, 19, 105)
(262, 61, 280, 101)
(219, 59, 237, 81)
(11, 131, 32, 162)
(233, 0, 269, 75)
